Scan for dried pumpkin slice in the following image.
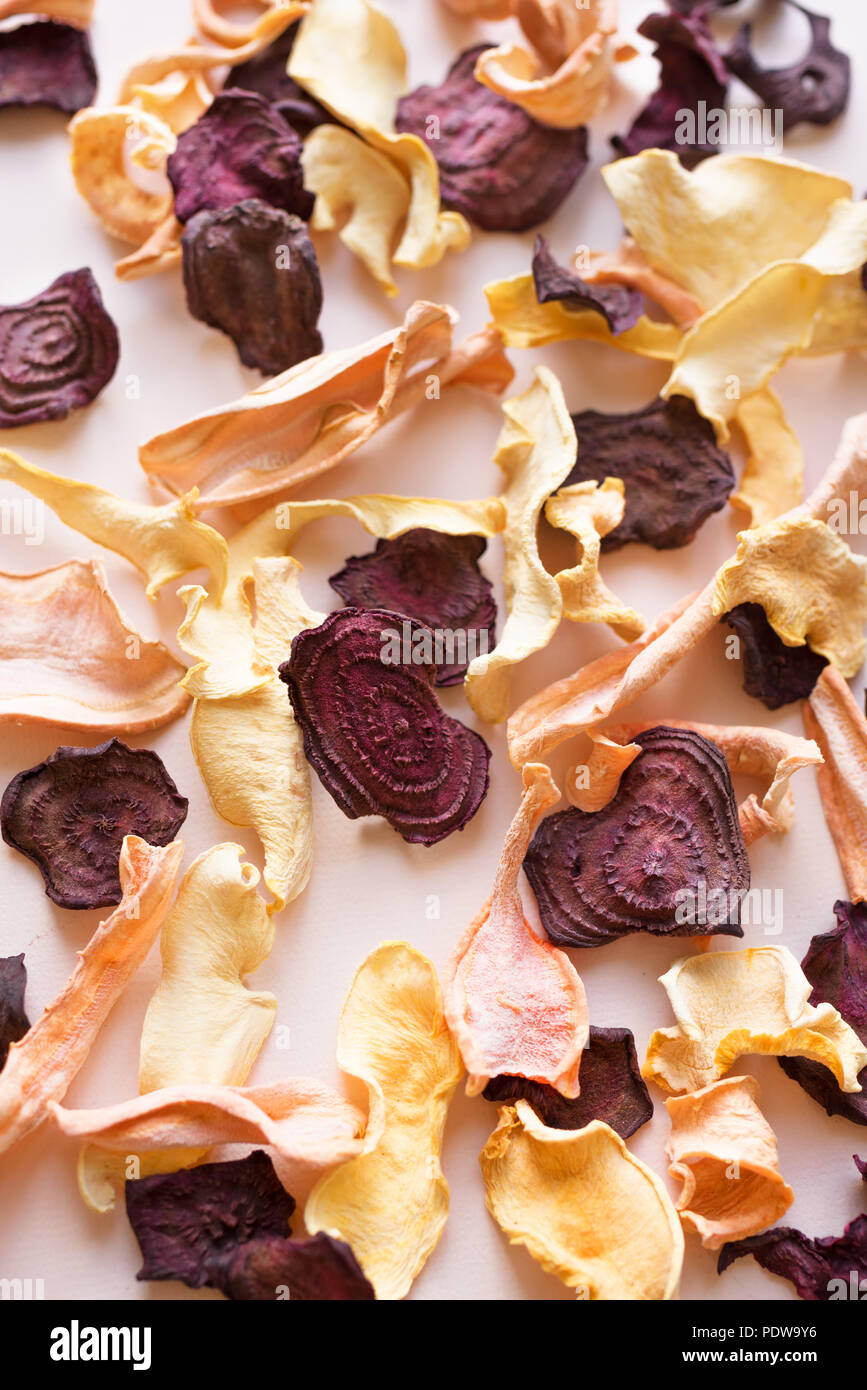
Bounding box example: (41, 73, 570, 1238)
(69, 106, 176, 247)
(803, 666, 867, 903)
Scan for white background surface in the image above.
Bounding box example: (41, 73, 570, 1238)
(0, 0, 866, 1303)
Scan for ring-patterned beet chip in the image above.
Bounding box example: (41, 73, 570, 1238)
(721, 602, 828, 709)
(328, 529, 497, 686)
(278, 608, 490, 845)
(0, 268, 118, 428)
(726, 2, 850, 131)
(395, 45, 589, 233)
(1, 739, 189, 910)
(523, 726, 749, 948)
(0, 955, 29, 1072)
(0, 19, 96, 115)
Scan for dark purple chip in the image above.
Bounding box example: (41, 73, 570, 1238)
(725, 2, 850, 130)
(278, 608, 491, 845)
(483, 1026, 653, 1137)
(328, 530, 497, 686)
(855, 1156, 866, 1182)
(1, 739, 188, 910)
(0, 268, 119, 428)
(0, 955, 29, 1072)
(718, 1215, 867, 1300)
(564, 396, 735, 550)
(532, 236, 642, 337)
(0, 20, 97, 116)
(395, 45, 589, 232)
(219, 1232, 376, 1301)
(721, 603, 828, 710)
(181, 199, 322, 376)
(167, 89, 314, 224)
(227, 21, 333, 136)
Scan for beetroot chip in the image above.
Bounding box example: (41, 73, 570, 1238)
(532, 236, 642, 337)
(721, 603, 828, 710)
(228, 22, 333, 136)
(856, 1156, 866, 1181)
(0, 268, 118, 428)
(278, 608, 490, 845)
(779, 901, 867, 1126)
(565, 396, 735, 550)
(0, 20, 96, 116)
(524, 726, 748, 949)
(612, 11, 728, 164)
(395, 45, 589, 232)
(220, 1233, 375, 1301)
(167, 89, 314, 224)
(182, 199, 322, 375)
(483, 1026, 653, 1137)
(726, 2, 850, 130)
(1, 739, 188, 910)
(328, 530, 497, 686)
(126, 1151, 295, 1290)
(0, 956, 29, 1072)
(718, 1215, 867, 1300)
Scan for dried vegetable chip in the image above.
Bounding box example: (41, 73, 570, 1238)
(228, 22, 332, 134)
(666, 1076, 794, 1250)
(0, 19, 96, 115)
(582, 237, 703, 328)
(0, 0, 93, 20)
(532, 236, 641, 336)
(220, 1232, 375, 1301)
(730, 389, 805, 529)
(0, 268, 118, 428)
(305, 942, 462, 1301)
(726, 2, 850, 131)
(0, 740, 188, 910)
(483, 1026, 652, 1137)
(0, 956, 29, 1072)
(69, 106, 176, 247)
(128, 72, 213, 134)
(278, 608, 491, 845)
(524, 727, 749, 949)
(568, 730, 641, 813)
(643, 946, 867, 1097)
(395, 48, 590, 233)
(802, 666, 867, 903)
(0, 837, 183, 1155)
(485, 271, 682, 360)
(718, 1215, 867, 1300)
(480, 1104, 684, 1299)
(545, 482, 644, 636)
(722, 603, 827, 709)
(446, 764, 588, 1097)
(0, 560, 188, 733)
(181, 200, 322, 375)
(329, 529, 497, 686)
(192, 0, 309, 49)
(856, 1157, 866, 1181)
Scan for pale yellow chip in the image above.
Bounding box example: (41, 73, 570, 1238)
(192, 0, 308, 48)
(730, 389, 804, 528)
(68, 106, 176, 247)
(804, 666, 867, 904)
(305, 942, 462, 1300)
(665, 1076, 793, 1250)
(128, 72, 213, 133)
(481, 1104, 684, 1299)
(484, 272, 681, 359)
(644, 946, 867, 1097)
(545, 479, 645, 639)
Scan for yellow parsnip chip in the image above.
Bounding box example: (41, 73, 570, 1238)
(545, 479, 645, 638)
(480, 1103, 684, 1299)
(644, 947, 867, 1096)
(305, 942, 462, 1300)
(128, 73, 213, 133)
(484, 272, 681, 359)
(68, 106, 176, 247)
(730, 390, 804, 528)
(665, 1076, 793, 1250)
(804, 666, 867, 903)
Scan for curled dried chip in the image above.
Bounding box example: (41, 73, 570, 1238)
(730, 389, 805, 529)
(718, 1215, 867, 1301)
(0, 837, 183, 1155)
(779, 900, 867, 1127)
(329, 529, 496, 686)
(532, 236, 641, 336)
(666, 1076, 793, 1250)
(485, 270, 682, 360)
(722, 603, 827, 709)
(0, 740, 188, 910)
(0, 956, 29, 1072)
(726, 2, 849, 131)
(0, 268, 118, 428)
(278, 608, 490, 845)
(129, 72, 213, 134)
(802, 667, 867, 903)
(167, 90, 314, 224)
(483, 1026, 652, 1137)
(0, 19, 95, 115)
(524, 726, 749, 950)
(481, 1105, 684, 1299)
(643, 945, 867, 1097)
(564, 396, 735, 550)
(446, 763, 588, 1098)
(182, 200, 322, 376)
(305, 942, 462, 1301)
(220, 1232, 375, 1301)
(126, 1150, 295, 1289)
(69, 106, 176, 248)
(0, 0, 93, 20)
(395, 48, 590, 233)
(193, 0, 308, 49)
(228, 21, 332, 134)
(568, 730, 641, 813)
(0, 560, 188, 733)
(544, 481, 645, 637)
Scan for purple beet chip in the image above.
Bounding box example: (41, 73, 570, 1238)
(278, 608, 491, 845)
(167, 89, 314, 224)
(726, 2, 850, 130)
(0, 268, 118, 428)
(524, 726, 749, 949)
(219, 1233, 376, 1301)
(721, 603, 827, 710)
(483, 1026, 653, 1137)
(565, 396, 735, 550)
(395, 45, 589, 232)
(855, 1156, 866, 1181)
(718, 1215, 867, 1300)
(0, 955, 29, 1072)
(1, 739, 188, 910)
(779, 900, 867, 1126)
(228, 21, 333, 136)
(126, 1151, 296, 1290)
(328, 530, 497, 686)
(182, 199, 322, 376)
(0, 20, 96, 116)
(532, 236, 642, 336)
